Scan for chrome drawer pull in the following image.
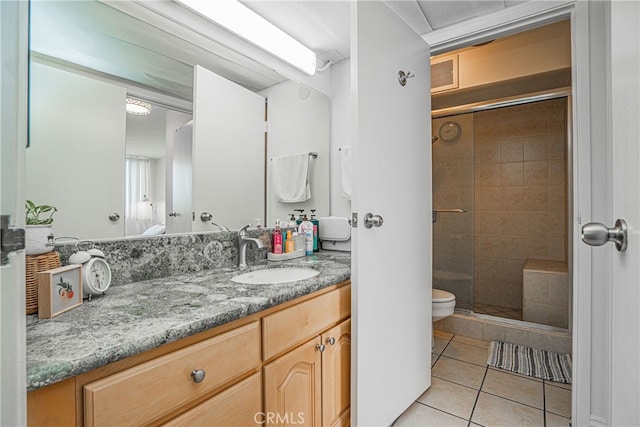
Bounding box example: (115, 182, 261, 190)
(191, 369, 206, 383)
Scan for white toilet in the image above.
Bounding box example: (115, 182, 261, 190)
(432, 288, 456, 321)
(432, 288, 456, 348)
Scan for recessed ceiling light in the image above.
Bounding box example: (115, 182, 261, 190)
(178, 0, 317, 76)
(126, 98, 151, 115)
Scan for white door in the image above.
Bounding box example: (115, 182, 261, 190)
(607, 1, 640, 424)
(27, 62, 126, 240)
(192, 65, 265, 231)
(0, 1, 28, 424)
(351, 2, 432, 425)
(167, 122, 193, 234)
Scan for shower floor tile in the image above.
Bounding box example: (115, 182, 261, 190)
(473, 303, 523, 321)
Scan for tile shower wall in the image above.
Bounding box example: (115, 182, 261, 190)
(473, 98, 567, 309)
(432, 114, 475, 310)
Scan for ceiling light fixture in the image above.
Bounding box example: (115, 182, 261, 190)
(126, 98, 151, 115)
(178, 0, 317, 76)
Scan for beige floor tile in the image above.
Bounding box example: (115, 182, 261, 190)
(434, 329, 454, 340)
(546, 412, 572, 427)
(432, 337, 450, 355)
(547, 379, 572, 390)
(431, 353, 438, 367)
(442, 341, 490, 366)
(488, 367, 542, 382)
(392, 403, 468, 427)
(432, 356, 487, 389)
(482, 369, 544, 409)
(545, 383, 571, 418)
(416, 377, 479, 420)
(471, 392, 544, 426)
(452, 334, 491, 349)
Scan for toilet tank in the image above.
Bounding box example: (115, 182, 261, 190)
(318, 216, 351, 251)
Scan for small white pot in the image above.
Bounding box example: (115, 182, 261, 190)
(25, 225, 55, 256)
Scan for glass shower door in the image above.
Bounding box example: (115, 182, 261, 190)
(432, 113, 474, 311)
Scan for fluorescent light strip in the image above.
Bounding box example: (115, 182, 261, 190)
(178, 0, 317, 76)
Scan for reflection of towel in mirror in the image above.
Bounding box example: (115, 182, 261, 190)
(340, 146, 352, 200)
(271, 153, 311, 203)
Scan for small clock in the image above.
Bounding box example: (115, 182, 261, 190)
(69, 247, 112, 299)
(439, 121, 462, 142)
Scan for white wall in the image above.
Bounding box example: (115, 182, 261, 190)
(27, 62, 126, 239)
(262, 80, 331, 225)
(329, 60, 352, 219)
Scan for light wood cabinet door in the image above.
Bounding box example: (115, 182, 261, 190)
(262, 285, 350, 361)
(322, 319, 351, 427)
(264, 337, 322, 427)
(163, 372, 262, 427)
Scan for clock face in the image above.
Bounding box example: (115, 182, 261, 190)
(439, 121, 462, 142)
(84, 258, 111, 294)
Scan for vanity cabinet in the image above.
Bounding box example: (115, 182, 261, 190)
(84, 322, 260, 426)
(27, 281, 350, 427)
(263, 319, 351, 427)
(262, 285, 351, 427)
(163, 372, 262, 427)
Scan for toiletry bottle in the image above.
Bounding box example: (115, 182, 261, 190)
(293, 231, 303, 252)
(294, 209, 305, 225)
(310, 209, 320, 252)
(285, 230, 294, 253)
(289, 214, 297, 228)
(298, 214, 314, 256)
(272, 223, 283, 254)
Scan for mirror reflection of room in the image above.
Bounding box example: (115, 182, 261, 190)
(26, 0, 330, 241)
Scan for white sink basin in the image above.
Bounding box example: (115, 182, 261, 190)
(231, 268, 319, 284)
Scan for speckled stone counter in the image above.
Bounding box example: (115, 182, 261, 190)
(26, 251, 350, 392)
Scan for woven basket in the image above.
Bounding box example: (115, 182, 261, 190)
(26, 252, 61, 315)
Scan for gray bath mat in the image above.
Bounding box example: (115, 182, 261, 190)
(487, 341, 572, 384)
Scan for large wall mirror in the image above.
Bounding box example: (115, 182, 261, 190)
(27, 0, 330, 240)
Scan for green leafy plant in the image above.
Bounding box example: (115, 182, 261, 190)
(25, 200, 57, 225)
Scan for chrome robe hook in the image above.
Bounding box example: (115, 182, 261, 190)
(398, 70, 415, 86)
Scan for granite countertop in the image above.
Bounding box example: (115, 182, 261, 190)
(26, 251, 351, 392)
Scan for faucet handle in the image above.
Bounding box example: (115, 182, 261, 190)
(239, 224, 251, 236)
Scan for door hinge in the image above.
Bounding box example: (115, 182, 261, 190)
(1, 215, 26, 266)
(350, 212, 357, 228)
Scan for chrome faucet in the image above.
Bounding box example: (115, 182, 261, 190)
(238, 224, 265, 268)
(211, 222, 229, 231)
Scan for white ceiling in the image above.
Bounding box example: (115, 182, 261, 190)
(31, 1, 532, 98)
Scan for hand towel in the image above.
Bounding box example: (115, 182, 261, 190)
(271, 152, 311, 203)
(340, 146, 352, 200)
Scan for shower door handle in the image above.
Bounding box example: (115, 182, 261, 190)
(581, 219, 628, 252)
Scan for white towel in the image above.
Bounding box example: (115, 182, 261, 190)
(340, 146, 352, 200)
(271, 152, 311, 203)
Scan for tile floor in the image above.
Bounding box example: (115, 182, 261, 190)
(393, 330, 572, 426)
(472, 303, 523, 321)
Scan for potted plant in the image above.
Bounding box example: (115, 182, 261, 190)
(25, 200, 57, 255)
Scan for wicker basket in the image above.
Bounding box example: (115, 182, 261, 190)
(26, 252, 61, 315)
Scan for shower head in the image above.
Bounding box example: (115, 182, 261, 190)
(432, 136, 439, 144)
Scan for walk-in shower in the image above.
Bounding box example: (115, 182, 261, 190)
(432, 97, 571, 330)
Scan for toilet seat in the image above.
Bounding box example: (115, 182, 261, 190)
(433, 288, 455, 303)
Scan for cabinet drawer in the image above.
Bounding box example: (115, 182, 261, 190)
(263, 285, 350, 360)
(164, 372, 262, 427)
(84, 321, 260, 427)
